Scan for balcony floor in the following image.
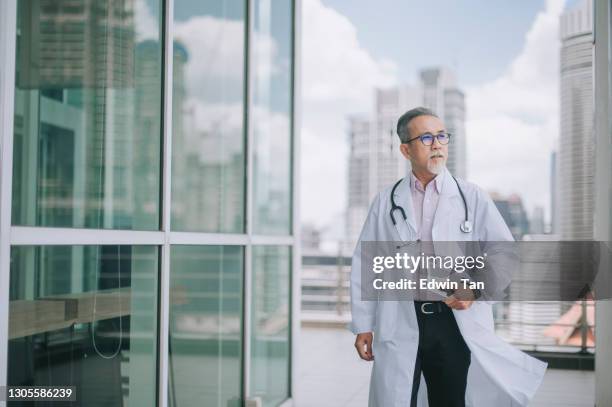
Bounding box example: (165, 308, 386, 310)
(296, 325, 594, 407)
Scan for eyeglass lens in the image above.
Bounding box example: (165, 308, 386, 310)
(421, 133, 449, 145)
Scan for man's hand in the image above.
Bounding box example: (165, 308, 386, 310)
(354, 332, 374, 361)
(444, 288, 475, 310)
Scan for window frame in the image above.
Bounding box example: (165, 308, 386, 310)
(0, 0, 299, 406)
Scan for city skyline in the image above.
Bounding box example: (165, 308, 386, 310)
(302, 0, 569, 246)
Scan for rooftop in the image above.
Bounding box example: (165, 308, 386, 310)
(296, 325, 594, 407)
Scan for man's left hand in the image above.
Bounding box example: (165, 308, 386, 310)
(443, 288, 475, 310)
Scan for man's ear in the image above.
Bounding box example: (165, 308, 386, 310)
(399, 143, 411, 160)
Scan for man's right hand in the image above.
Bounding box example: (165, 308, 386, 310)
(354, 332, 374, 361)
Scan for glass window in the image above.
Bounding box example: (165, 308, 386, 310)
(250, 246, 291, 406)
(252, 0, 294, 235)
(8, 245, 159, 406)
(170, 0, 246, 233)
(12, 0, 163, 230)
(169, 245, 243, 406)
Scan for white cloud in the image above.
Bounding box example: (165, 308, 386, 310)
(175, 16, 246, 83)
(465, 0, 565, 222)
(302, 0, 397, 107)
(172, 15, 287, 164)
(300, 0, 398, 231)
(134, 0, 159, 41)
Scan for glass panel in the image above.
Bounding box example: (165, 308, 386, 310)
(8, 245, 159, 406)
(171, 0, 246, 233)
(250, 246, 291, 406)
(252, 0, 293, 235)
(169, 245, 243, 407)
(11, 0, 164, 230)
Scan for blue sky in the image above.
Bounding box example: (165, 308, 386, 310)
(319, 0, 544, 86)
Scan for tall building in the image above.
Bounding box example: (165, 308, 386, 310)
(530, 206, 545, 235)
(346, 67, 466, 248)
(558, 0, 594, 240)
(550, 150, 558, 234)
(505, 0, 595, 352)
(420, 68, 467, 180)
(490, 192, 530, 240)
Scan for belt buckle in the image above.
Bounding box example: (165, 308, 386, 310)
(421, 302, 434, 314)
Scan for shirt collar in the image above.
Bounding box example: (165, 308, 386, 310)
(409, 169, 444, 194)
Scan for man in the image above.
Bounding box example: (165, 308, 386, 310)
(349, 107, 547, 406)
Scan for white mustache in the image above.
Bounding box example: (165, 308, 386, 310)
(429, 153, 445, 159)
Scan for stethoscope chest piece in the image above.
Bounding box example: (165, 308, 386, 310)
(460, 220, 472, 233)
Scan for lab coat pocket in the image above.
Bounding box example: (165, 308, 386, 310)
(375, 300, 398, 342)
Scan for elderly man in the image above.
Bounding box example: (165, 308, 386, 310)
(349, 107, 546, 406)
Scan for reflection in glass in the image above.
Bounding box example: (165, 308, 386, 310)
(171, 0, 246, 233)
(252, 0, 294, 235)
(250, 246, 291, 406)
(169, 245, 243, 407)
(8, 245, 159, 406)
(12, 0, 163, 229)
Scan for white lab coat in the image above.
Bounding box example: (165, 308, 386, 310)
(349, 168, 547, 406)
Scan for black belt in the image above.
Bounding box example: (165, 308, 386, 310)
(414, 301, 447, 315)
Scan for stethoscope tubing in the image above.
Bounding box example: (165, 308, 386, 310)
(389, 175, 471, 233)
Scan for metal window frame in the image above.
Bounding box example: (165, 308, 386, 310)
(243, 0, 255, 399)
(0, 0, 299, 406)
(243, 0, 301, 405)
(593, 0, 612, 405)
(289, 0, 302, 404)
(158, 0, 175, 404)
(0, 1, 17, 404)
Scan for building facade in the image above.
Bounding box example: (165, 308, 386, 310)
(490, 192, 530, 240)
(0, 0, 299, 406)
(558, 0, 594, 240)
(505, 0, 595, 355)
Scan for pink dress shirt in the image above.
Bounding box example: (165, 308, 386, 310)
(409, 170, 444, 241)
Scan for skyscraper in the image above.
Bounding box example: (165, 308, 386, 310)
(550, 150, 558, 234)
(490, 192, 530, 240)
(346, 67, 466, 249)
(558, 0, 594, 240)
(506, 0, 595, 350)
(530, 206, 545, 235)
(421, 68, 467, 180)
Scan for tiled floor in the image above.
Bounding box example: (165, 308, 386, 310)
(295, 325, 595, 407)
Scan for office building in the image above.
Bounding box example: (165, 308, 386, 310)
(420, 68, 467, 180)
(550, 150, 558, 234)
(490, 192, 530, 240)
(506, 0, 595, 354)
(530, 206, 545, 235)
(558, 0, 594, 240)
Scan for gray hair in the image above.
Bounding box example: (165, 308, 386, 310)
(396, 107, 438, 143)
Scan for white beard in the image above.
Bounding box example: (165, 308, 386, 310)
(427, 158, 446, 174)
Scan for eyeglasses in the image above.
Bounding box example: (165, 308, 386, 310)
(404, 132, 451, 146)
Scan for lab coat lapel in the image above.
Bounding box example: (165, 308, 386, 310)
(392, 177, 417, 241)
(432, 168, 465, 263)
(432, 168, 461, 241)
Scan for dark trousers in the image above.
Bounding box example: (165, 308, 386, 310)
(410, 301, 471, 407)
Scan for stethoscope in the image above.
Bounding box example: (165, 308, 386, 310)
(390, 175, 473, 234)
